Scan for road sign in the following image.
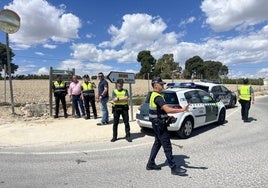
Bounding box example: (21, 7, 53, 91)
(107, 71, 135, 84)
(52, 69, 73, 75)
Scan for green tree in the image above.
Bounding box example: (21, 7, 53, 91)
(203, 61, 222, 79)
(184, 56, 228, 80)
(153, 54, 181, 79)
(136, 50, 156, 79)
(0, 43, 19, 75)
(184, 56, 204, 79)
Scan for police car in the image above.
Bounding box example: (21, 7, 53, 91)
(194, 81, 237, 108)
(136, 87, 226, 138)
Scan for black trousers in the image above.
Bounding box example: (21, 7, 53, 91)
(112, 106, 130, 138)
(240, 99, 251, 120)
(83, 95, 97, 118)
(147, 121, 176, 169)
(55, 94, 67, 116)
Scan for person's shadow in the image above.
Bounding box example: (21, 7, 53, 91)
(159, 155, 208, 176)
(246, 117, 257, 122)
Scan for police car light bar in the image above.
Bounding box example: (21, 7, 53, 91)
(166, 82, 196, 88)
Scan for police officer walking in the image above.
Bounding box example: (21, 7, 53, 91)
(81, 74, 98, 120)
(146, 77, 190, 176)
(111, 79, 131, 142)
(238, 78, 254, 123)
(52, 75, 68, 118)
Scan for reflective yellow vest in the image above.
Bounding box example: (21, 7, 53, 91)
(239, 85, 251, 101)
(113, 89, 128, 105)
(82, 82, 95, 96)
(53, 81, 66, 93)
(149, 91, 168, 120)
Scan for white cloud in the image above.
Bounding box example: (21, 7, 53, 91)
(37, 67, 49, 75)
(179, 16, 196, 27)
(58, 59, 113, 76)
(258, 68, 268, 77)
(35, 52, 44, 56)
(43, 44, 57, 49)
(201, 0, 268, 31)
(5, 0, 81, 49)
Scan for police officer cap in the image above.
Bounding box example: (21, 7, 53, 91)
(151, 77, 166, 85)
(83, 74, 89, 78)
(243, 78, 249, 84)
(117, 79, 124, 84)
(56, 74, 61, 78)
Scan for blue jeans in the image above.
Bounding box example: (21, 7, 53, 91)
(100, 97, 109, 123)
(72, 95, 85, 117)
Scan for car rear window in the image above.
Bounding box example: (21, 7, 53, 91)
(195, 84, 209, 92)
(162, 92, 179, 104)
(144, 91, 179, 104)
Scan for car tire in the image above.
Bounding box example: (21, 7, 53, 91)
(178, 117, 193, 139)
(229, 98, 236, 108)
(217, 109, 226, 125)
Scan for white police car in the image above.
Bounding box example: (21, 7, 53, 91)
(194, 81, 237, 108)
(136, 87, 226, 138)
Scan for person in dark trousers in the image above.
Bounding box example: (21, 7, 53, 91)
(238, 78, 254, 123)
(52, 75, 68, 118)
(81, 74, 97, 120)
(97, 72, 109, 125)
(146, 77, 190, 176)
(111, 79, 131, 142)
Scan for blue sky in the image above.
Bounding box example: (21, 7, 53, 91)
(0, 0, 267, 78)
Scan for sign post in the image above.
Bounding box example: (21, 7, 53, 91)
(107, 71, 135, 121)
(0, 9, 20, 114)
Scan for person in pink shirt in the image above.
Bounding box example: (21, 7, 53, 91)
(69, 75, 85, 118)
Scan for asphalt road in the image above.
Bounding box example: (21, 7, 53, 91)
(0, 96, 267, 188)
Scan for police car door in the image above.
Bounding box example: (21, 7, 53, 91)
(198, 90, 218, 123)
(185, 90, 206, 127)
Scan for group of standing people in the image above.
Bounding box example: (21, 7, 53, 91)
(53, 74, 97, 119)
(52, 72, 132, 142)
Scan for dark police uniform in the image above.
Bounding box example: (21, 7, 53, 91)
(81, 76, 97, 119)
(111, 79, 131, 142)
(147, 91, 176, 169)
(52, 77, 67, 118)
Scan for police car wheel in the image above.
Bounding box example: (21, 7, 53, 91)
(178, 117, 193, 139)
(217, 109, 226, 125)
(229, 98, 236, 108)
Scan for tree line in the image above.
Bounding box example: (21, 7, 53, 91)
(136, 50, 228, 80)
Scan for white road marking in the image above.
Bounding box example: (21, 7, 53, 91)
(0, 141, 153, 155)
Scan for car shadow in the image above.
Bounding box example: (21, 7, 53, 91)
(141, 121, 228, 140)
(158, 155, 208, 176)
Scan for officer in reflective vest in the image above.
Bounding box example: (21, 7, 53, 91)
(110, 79, 131, 142)
(238, 78, 254, 122)
(81, 74, 97, 119)
(52, 75, 68, 118)
(146, 77, 190, 176)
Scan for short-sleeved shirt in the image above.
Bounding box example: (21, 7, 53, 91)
(154, 96, 167, 117)
(98, 79, 109, 98)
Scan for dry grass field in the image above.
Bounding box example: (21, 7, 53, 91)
(0, 79, 267, 105)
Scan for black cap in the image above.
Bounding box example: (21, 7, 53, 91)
(117, 79, 124, 84)
(83, 74, 89, 78)
(151, 77, 166, 85)
(56, 74, 61, 78)
(243, 78, 249, 84)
